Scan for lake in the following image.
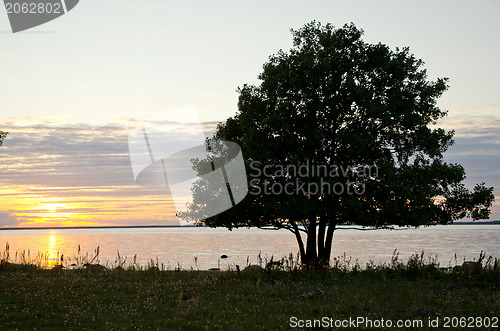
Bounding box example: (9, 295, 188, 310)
(0, 224, 498, 270)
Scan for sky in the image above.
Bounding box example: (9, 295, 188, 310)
(0, 0, 499, 227)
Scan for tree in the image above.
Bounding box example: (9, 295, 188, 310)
(180, 22, 495, 267)
(0, 131, 7, 146)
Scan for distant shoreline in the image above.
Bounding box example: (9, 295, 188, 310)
(1, 221, 499, 231)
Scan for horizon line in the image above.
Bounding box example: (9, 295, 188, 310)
(0, 220, 499, 231)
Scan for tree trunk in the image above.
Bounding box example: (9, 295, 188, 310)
(304, 215, 317, 266)
(290, 218, 336, 268)
(323, 222, 336, 264)
(290, 220, 306, 263)
(317, 215, 327, 261)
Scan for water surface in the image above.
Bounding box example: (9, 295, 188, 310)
(0, 225, 498, 269)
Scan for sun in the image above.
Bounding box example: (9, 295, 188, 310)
(42, 203, 67, 212)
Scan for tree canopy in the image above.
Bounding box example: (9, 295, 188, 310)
(180, 22, 495, 266)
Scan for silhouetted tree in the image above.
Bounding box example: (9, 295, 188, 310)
(180, 22, 495, 267)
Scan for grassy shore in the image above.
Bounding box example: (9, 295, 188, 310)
(0, 252, 499, 330)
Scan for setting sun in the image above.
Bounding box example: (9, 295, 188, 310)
(43, 203, 67, 212)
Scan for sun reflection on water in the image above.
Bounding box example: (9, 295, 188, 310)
(46, 233, 59, 267)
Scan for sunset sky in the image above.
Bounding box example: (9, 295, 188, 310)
(1, 1, 499, 227)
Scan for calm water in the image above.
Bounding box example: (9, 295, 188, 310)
(0, 225, 498, 270)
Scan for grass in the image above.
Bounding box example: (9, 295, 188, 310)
(0, 246, 499, 330)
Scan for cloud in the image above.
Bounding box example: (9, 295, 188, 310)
(436, 104, 500, 220)
(0, 122, 132, 186)
(0, 211, 19, 227)
(0, 117, 216, 227)
(438, 104, 500, 138)
(0, 119, 218, 187)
